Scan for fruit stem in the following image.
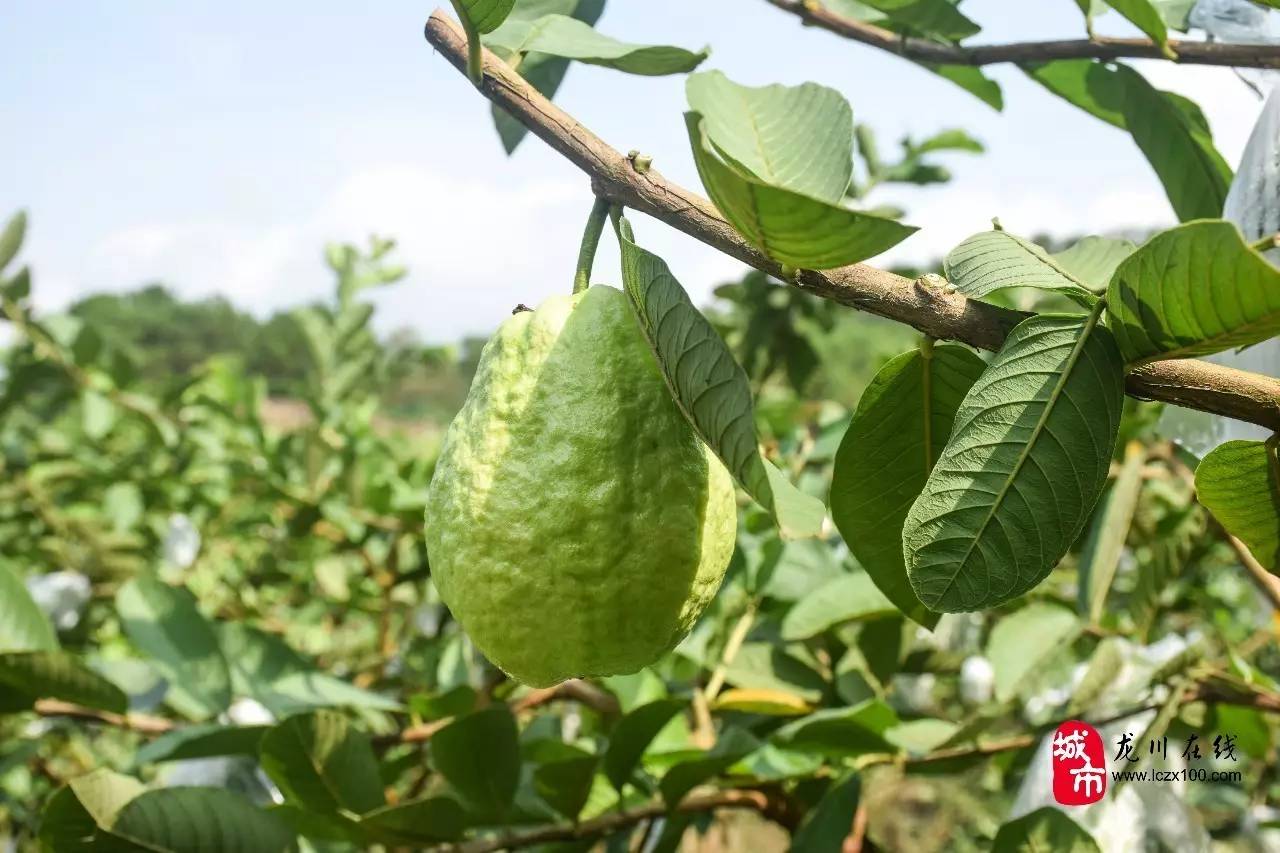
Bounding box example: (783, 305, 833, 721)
(573, 196, 611, 294)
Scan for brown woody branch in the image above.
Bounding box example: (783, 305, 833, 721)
(763, 0, 1280, 69)
(423, 11, 1280, 432)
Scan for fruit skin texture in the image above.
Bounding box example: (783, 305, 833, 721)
(426, 285, 736, 687)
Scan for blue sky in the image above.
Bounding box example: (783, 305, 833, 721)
(0, 1, 1264, 341)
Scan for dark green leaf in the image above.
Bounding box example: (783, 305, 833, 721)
(0, 562, 58, 652)
(903, 313, 1126, 612)
(432, 706, 522, 816)
(455, 0, 517, 33)
(358, 796, 469, 845)
(110, 787, 296, 853)
(1023, 59, 1127, 129)
(1196, 440, 1280, 571)
(774, 701, 898, 758)
(534, 754, 598, 819)
(993, 807, 1100, 852)
(923, 64, 1003, 110)
(134, 723, 269, 766)
(658, 728, 759, 807)
(259, 710, 386, 815)
(0, 651, 127, 714)
(615, 214, 826, 539)
(1103, 0, 1171, 51)
(486, 15, 707, 75)
(603, 698, 686, 789)
(944, 230, 1097, 304)
(1107, 220, 1280, 364)
(790, 773, 861, 853)
(859, 0, 979, 39)
(39, 770, 145, 852)
(831, 344, 987, 628)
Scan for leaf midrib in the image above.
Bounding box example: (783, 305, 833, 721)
(933, 308, 1105, 604)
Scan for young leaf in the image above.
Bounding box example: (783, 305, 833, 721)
(773, 701, 899, 758)
(1051, 235, 1138, 291)
(110, 788, 296, 853)
(1196, 439, 1280, 571)
(431, 706, 521, 817)
(831, 345, 987, 629)
(1079, 440, 1147, 622)
(0, 210, 26, 273)
(117, 577, 231, 720)
(1115, 65, 1231, 222)
(602, 697, 686, 789)
(986, 603, 1080, 702)
(903, 312, 1126, 612)
(790, 773, 861, 853)
(358, 797, 469, 845)
(1103, 0, 1172, 54)
(1107, 221, 1280, 364)
(686, 71, 853, 203)
(993, 807, 1100, 852)
(615, 214, 826, 539)
(0, 651, 128, 714)
(455, 0, 517, 33)
(943, 230, 1097, 304)
(658, 728, 759, 808)
(259, 710, 387, 816)
(0, 562, 58, 652)
(779, 573, 898, 640)
(924, 64, 1004, 110)
(486, 14, 707, 76)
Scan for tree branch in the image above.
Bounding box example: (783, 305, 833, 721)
(762, 0, 1280, 69)
(423, 10, 1280, 432)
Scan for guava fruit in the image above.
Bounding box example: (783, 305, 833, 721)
(425, 285, 737, 687)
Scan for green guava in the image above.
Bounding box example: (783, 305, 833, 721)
(426, 285, 737, 687)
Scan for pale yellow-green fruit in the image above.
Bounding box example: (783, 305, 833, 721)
(425, 285, 737, 687)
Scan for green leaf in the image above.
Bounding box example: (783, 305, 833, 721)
(686, 71, 853, 203)
(1102, 0, 1172, 52)
(260, 710, 386, 816)
(109, 787, 296, 852)
(993, 807, 1100, 852)
(722, 643, 827, 703)
(773, 700, 898, 758)
(790, 773, 861, 853)
(1079, 440, 1147, 622)
(986, 603, 1080, 702)
(39, 769, 145, 852)
(116, 577, 230, 720)
(1051, 235, 1137, 290)
(780, 573, 898, 640)
(1107, 220, 1280, 364)
(1196, 440, 1280, 572)
(533, 754, 599, 820)
(923, 64, 1003, 110)
(485, 0, 605, 153)
(0, 562, 58, 652)
(134, 723, 269, 766)
(1116, 65, 1231, 221)
(903, 312, 1126, 612)
(885, 718, 959, 754)
(861, 0, 978, 38)
(615, 214, 826, 539)
(603, 698, 686, 789)
(454, 0, 516, 33)
(659, 728, 759, 807)
(944, 230, 1097, 304)
(0, 651, 128, 713)
(685, 115, 917, 269)
(1023, 59, 1127, 129)
(831, 344, 986, 628)
(710, 687, 812, 716)
(357, 797, 469, 845)
(0, 210, 26, 273)
(432, 706, 522, 817)
(486, 14, 707, 75)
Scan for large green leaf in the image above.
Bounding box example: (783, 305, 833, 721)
(357, 797, 469, 845)
(1095, 0, 1171, 51)
(993, 807, 1100, 852)
(0, 562, 58, 652)
(116, 577, 230, 721)
(431, 706, 521, 817)
(773, 700, 898, 758)
(722, 643, 827, 703)
(1107, 220, 1280, 364)
(658, 728, 759, 807)
(1079, 440, 1146, 621)
(486, 14, 706, 75)
(685, 115, 917, 269)
(790, 773, 861, 853)
(943, 230, 1097, 304)
(259, 710, 386, 816)
(859, 0, 979, 39)
(686, 71, 853, 203)
(110, 788, 296, 853)
(615, 214, 826, 539)
(903, 313, 1126, 612)
(533, 754, 598, 820)
(1023, 59, 1127, 129)
(986, 603, 1080, 702)
(0, 651, 128, 714)
(603, 698, 686, 789)
(484, 0, 605, 152)
(454, 0, 517, 33)
(780, 573, 898, 640)
(831, 345, 987, 628)
(1196, 440, 1280, 572)
(925, 64, 1003, 110)
(1116, 65, 1231, 222)
(134, 723, 270, 766)
(1051, 235, 1137, 290)
(39, 769, 145, 852)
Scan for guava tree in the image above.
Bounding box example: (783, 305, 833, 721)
(4, 1, 1280, 851)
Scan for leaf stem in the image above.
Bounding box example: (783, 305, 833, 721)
(1251, 233, 1280, 254)
(449, 0, 484, 85)
(573, 196, 611, 294)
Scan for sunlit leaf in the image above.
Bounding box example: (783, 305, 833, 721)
(1196, 439, 1280, 572)
(944, 230, 1096, 304)
(486, 14, 706, 75)
(260, 710, 386, 816)
(710, 688, 812, 716)
(993, 807, 1100, 852)
(0, 651, 127, 714)
(0, 562, 58, 653)
(1079, 440, 1146, 622)
(603, 698, 685, 789)
(986, 603, 1080, 702)
(1051, 235, 1137, 291)
(780, 573, 898, 640)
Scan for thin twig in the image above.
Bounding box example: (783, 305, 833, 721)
(762, 0, 1280, 69)
(422, 10, 1280, 432)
